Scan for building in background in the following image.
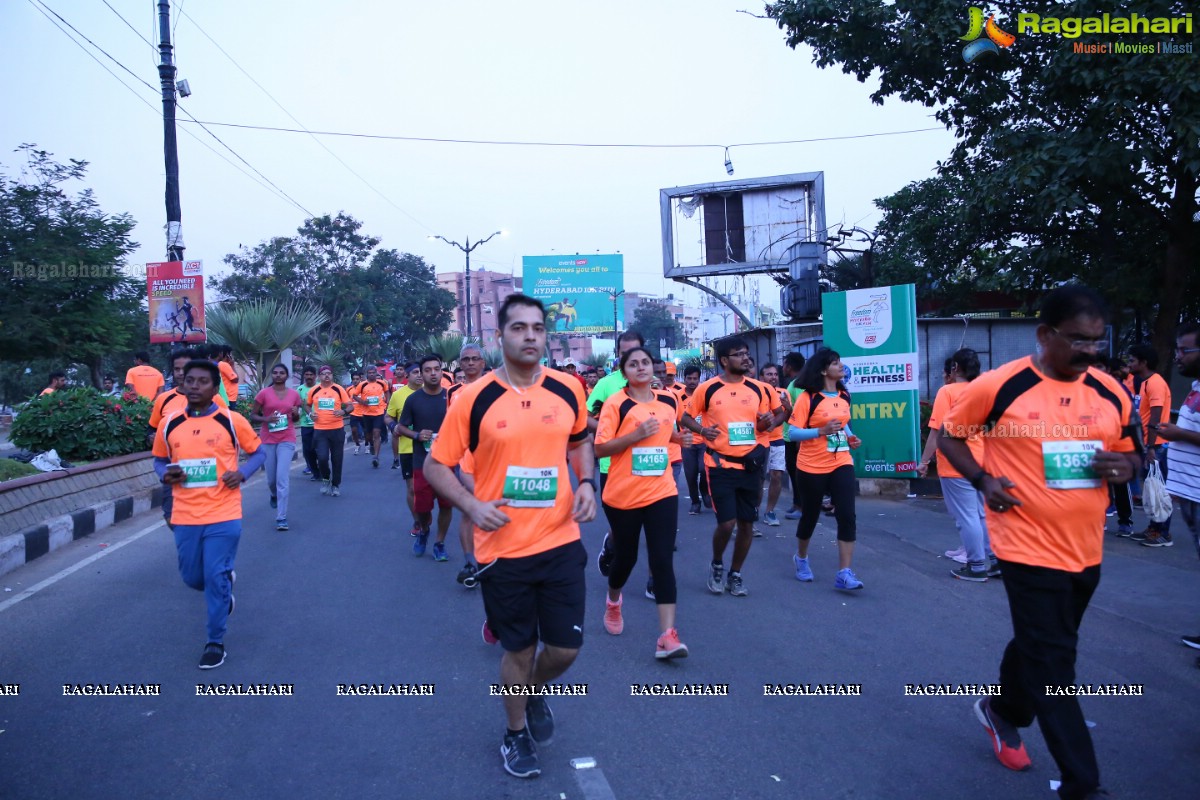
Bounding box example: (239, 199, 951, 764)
(436, 269, 522, 343)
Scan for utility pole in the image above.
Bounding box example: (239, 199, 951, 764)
(606, 290, 626, 339)
(157, 0, 183, 262)
(430, 231, 505, 339)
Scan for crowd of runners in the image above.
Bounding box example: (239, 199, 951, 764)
(103, 284, 1200, 797)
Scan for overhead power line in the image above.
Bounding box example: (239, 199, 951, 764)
(171, 121, 945, 151)
(40, 0, 314, 217)
(173, 5, 431, 233)
(25, 0, 302, 213)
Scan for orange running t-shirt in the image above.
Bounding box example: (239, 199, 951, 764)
(125, 365, 164, 400)
(661, 383, 684, 464)
(307, 384, 351, 430)
(595, 388, 683, 510)
(347, 382, 365, 417)
(1137, 372, 1171, 442)
(149, 388, 227, 429)
(355, 378, 390, 417)
(928, 382, 984, 479)
(430, 371, 588, 562)
(687, 376, 772, 470)
(217, 361, 239, 404)
(447, 381, 476, 473)
(767, 387, 789, 444)
(152, 408, 262, 525)
(789, 391, 854, 474)
(941, 356, 1136, 572)
(747, 378, 784, 446)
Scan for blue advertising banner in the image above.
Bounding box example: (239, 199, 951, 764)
(522, 254, 624, 334)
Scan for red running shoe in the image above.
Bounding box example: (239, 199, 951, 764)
(974, 698, 1031, 771)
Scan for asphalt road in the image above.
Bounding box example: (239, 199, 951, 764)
(1, 449, 1197, 800)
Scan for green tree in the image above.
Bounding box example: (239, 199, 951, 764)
(217, 214, 455, 364)
(0, 145, 145, 386)
(627, 302, 684, 354)
(766, 0, 1200, 363)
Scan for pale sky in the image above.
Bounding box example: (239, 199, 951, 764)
(2, 0, 957, 312)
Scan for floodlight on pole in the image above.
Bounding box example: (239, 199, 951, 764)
(430, 230, 506, 339)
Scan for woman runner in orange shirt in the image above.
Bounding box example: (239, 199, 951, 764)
(594, 347, 688, 659)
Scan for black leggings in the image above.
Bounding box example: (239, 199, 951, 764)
(602, 495, 679, 604)
(682, 445, 709, 503)
(795, 465, 856, 543)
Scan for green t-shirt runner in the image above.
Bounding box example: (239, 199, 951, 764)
(298, 383, 315, 428)
(586, 371, 628, 473)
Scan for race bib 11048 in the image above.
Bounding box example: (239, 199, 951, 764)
(502, 466, 558, 508)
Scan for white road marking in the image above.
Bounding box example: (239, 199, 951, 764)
(573, 765, 618, 800)
(0, 520, 164, 614)
(0, 436, 346, 614)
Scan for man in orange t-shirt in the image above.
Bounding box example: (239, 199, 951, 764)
(425, 294, 595, 780)
(215, 345, 240, 409)
(352, 364, 391, 468)
(680, 337, 784, 597)
(125, 351, 165, 399)
(38, 371, 67, 396)
(1128, 343, 1174, 545)
(307, 367, 353, 496)
(940, 285, 1138, 797)
(153, 359, 265, 670)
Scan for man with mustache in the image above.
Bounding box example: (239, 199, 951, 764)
(939, 285, 1139, 800)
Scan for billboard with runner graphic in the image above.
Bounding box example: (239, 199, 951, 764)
(147, 260, 206, 344)
(522, 254, 624, 334)
(821, 284, 921, 478)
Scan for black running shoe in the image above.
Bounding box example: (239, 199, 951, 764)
(597, 532, 614, 577)
(525, 695, 555, 744)
(198, 642, 225, 670)
(500, 729, 541, 778)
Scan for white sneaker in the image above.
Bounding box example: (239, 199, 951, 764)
(944, 546, 968, 564)
(353, 445, 360, 455)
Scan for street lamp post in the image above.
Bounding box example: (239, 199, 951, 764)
(605, 290, 625, 340)
(430, 231, 505, 339)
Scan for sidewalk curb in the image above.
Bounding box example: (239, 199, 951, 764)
(0, 486, 163, 579)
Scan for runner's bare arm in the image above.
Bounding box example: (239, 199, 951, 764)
(567, 437, 597, 523)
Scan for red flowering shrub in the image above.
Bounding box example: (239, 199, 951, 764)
(10, 388, 153, 462)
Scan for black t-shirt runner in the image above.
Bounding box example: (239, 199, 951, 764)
(398, 387, 448, 469)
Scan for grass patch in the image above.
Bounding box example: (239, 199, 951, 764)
(0, 459, 40, 482)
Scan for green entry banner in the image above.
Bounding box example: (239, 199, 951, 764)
(821, 284, 921, 478)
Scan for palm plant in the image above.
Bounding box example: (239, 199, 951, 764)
(423, 332, 481, 365)
(306, 343, 347, 382)
(580, 352, 611, 370)
(482, 347, 504, 369)
(206, 299, 328, 394)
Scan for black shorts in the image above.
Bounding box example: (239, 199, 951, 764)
(361, 415, 387, 434)
(707, 466, 760, 524)
(479, 539, 587, 652)
(399, 453, 414, 479)
(349, 416, 365, 436)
